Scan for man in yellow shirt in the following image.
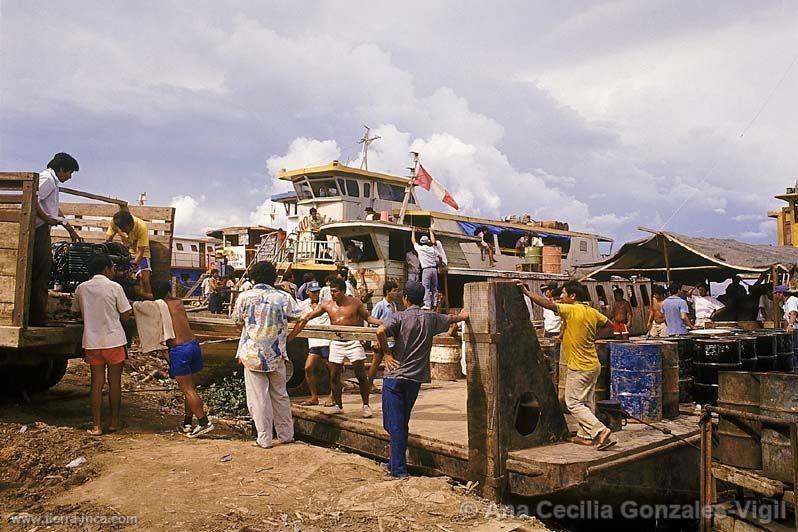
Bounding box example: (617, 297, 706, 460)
(106, 210, 152, 298)
(517, 279, 616, 450)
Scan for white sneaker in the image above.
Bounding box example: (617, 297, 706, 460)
(362, 405, 373, 418)
(187, 422, 215, 438)
(325, 405, 344, 415)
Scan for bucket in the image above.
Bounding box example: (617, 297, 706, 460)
(524, 245, 542, 265)
(610, 342, 663, 422)
(761, 373, 798, 482)
(718, 372, 762, 469)
(596, 399, 628, 432)
(430, 339, 462, 381)
(541, 246, 562, 274)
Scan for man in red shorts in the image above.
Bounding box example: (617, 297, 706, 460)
(71, 255, 133, 435)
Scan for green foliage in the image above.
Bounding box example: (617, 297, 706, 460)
(198, 373, 248, 416)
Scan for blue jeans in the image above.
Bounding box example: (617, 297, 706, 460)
(382, 378, 422, 477)
(421, 268, 438, 309)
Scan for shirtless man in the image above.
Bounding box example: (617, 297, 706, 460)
(610, 288, 633, 336)
(152, 280, 214, 438)
(647, 285, 668, 337)
(293, 278, 382, 417)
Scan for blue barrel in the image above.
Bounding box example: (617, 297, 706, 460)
(610, 342, 663, 422)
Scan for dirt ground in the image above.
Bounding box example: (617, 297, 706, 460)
(0, 359, 547, 531)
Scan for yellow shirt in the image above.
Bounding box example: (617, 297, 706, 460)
(107, 215, 151, 258)
(557, 302, 609, 371)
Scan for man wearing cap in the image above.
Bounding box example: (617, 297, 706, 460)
(375, 281, 469, 479)
(296, 281, 334, 406)
(411, 227, 442, 310)
(774, 285, 798, 331)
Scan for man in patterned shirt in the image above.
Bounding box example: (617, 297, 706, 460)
(232, 261, 301, 449)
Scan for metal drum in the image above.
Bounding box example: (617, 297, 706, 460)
(775, 332, 794, 373)
(662, 335, 694, 403)
(736, 335, 758, 372)
(539, 339, 560, 390)
(760, 373, 798, 482)
(793, 330, 798, 373)
(558, 340, 611, 410)
(717, 372, 762, 470)
(610, 342, 663, 422)
(660, 342, 680, 419)
(692, 338, 742, 406)
(754, 332, 777, 371)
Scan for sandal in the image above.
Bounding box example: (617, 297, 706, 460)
(570, 436, 593, 446)
(87, 428, 103, 436)
(595, 429, 617, 451)
(299, 399, 319, 406)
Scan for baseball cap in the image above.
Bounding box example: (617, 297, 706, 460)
(419, 235, 430, 244)
(775, 285, 790, 293)
(404, 280, 426, 304)
(307, 281, 322, 292)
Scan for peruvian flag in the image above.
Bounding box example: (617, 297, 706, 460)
(415, 164, 459, 210)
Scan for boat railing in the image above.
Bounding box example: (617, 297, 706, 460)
(256, 234, 342, 265)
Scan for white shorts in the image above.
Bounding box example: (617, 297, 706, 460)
(328, 340, 366, 365)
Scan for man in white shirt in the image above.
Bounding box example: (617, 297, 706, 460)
(690, 284, 725, 328)
(32, 153, 82, 325)
(71, 254, 133, 436)
(774, 285, 798, 331)
(542, 285, 562, 337)
(411, 227, 441, 309)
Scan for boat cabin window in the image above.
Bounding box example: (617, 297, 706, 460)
(579, 240, 588, 252)
(295, 180, 313, 200)
(378, 182, 414, 203)
(191, 244, 198, 252)
(627, 286, 638, 307)
(363, 182, 371, 198)
(346, 179, 360, 197)
(388, 232, 411, 261)
(176, 243, 184, 251)
(640, 285, 650, 306)
(208, 245, 214, 252)
(342, 235, 378, 262)
(310, 179, 340, 198)
(595, 285, 608, 307)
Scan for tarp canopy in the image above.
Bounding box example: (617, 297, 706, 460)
(457, 221, 571, 251)
(579, 230, 798, 283)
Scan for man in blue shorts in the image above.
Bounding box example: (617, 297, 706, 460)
(152, 280, 214, 438)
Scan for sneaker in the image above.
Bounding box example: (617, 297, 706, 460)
(178, 423, 193, 434)
(187, 423, 215, 438)
(325, 405, 344, 415)
(379, 462, 391, 474)
(362, 405, 373, 418)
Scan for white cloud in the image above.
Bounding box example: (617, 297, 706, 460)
(170, 194, 246, 237)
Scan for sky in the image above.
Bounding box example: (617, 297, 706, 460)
(2, 1, 797, 246)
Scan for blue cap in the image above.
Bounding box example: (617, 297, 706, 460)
(404, 280, 425, 304)
(775, 284, 790, 294)
(307, 281, 322, 292)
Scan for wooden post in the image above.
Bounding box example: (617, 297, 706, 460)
(791, 423, 798, 531)
(397, 153, 419, 225)
(699, 412, 713, 532)
(772, 265, 780, 329)
(662, 235, 671, 284)
(13, 175, 37, 327)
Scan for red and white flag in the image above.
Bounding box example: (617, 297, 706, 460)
(414, 164, 459, 210)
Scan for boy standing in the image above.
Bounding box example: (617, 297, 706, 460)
(297, 281, 334, 407)
(106, 210, 152, 299)
(151, 280, 214, 438)
(71, 255, 132, 436)
(368, 280, 400, 386)
(610, 288, 633, 336)
(647, 285, 668, 337)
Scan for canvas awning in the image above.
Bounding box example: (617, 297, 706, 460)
(578, 229, 798, 283)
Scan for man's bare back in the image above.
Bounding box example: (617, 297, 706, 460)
(651, 298, 665, 323)
(163, 297, 196, 346)
(321, 296, 369, 326)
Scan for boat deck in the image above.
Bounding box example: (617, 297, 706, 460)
(291, 379, 701, 498)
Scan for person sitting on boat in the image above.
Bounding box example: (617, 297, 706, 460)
(345, 240, 363, 263)
(292, 278, 382, 418)
(688, 284, 724, 328)
(516, 279, 617, 450)
(647, 285, 668, 337)
(411, 227, 442, 310)
(774, 285, 798, 331)
(474, 225, 496, 267)
(514, 234, 530, 256)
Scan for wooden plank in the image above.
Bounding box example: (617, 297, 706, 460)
(14, 179, 36, 326)
(0, 172, 35, 181)
(0, 222, 20, 249)
(0, 325, 21, 347)
(0, 249, 19, 277)
(710, 463, 785, 497)
(0, 209, 21, 223)
(51, 228, 171, 244)
(59, 187, 127, 206)
(0, 193, 23, 204)
(62, 217, 174, 232)
(0, 275, 19, 303)
(59, 203, 174, 222)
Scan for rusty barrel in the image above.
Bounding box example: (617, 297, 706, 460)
(660, 342, 680, 419)
(610, 341, 663, 422)
(736, 335, 758, 372)
(753, 331, 777, 371)
(539, 338, 560, 391)
(430, 337, 463, 381)
(775, 331, 794, 373)
(718, 371, 762, 469)
(558, 340, 611, 410)
(761, 373, 798, 482)
(692, 338, 742, 406)
(661, 335, 693, 404)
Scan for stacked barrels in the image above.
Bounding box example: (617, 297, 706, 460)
(692, 338, 742, 406)
(761, 373, 798, 482)
(609, 341, 680, 422)
(717, 372, 763, 469)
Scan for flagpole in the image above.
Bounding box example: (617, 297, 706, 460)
(397, 152, 419, 225)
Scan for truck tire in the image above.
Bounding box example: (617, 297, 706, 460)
(23, 358, 70, 393)
(44, 357, 69, 389)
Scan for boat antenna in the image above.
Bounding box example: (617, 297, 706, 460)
(358, 125, 381, 171)
(138, 192, 147, 206)
(398, 152, 419, 225)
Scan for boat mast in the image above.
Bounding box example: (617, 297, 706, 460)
(358, 125, 381, 171)
(398, 152, 419, 225)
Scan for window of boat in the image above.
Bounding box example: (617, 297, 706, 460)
(388, 232, 411, 261)
(337, 178, 346, 195)
(640, 285, 650, 306)
(627, 286, 639, 307)
(377, 182, 406, 202)
(346, 179, 360, 197)
(208, 245, 214, 252)
(595, 285, 608, 307)
(343, 235, 378, 262)
(295, 179, 313, 200)
(176, 243, 184, 251)
(190, 244, 198, 252)
(364, 182, 371, 198)
(579, 240, 588, 252)
(310, 179, 340, 198)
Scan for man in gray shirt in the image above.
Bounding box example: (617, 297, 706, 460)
(375, 280, 469, 478)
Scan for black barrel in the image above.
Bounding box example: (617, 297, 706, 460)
(662, 335, 694, 403)
(736, 335, 758, 372)
(754, 331, 777, 371)
(775, 331, 794, 372)
(692, 338, 742, 405)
